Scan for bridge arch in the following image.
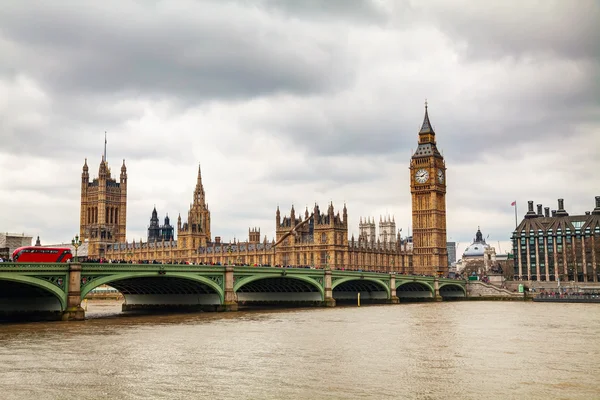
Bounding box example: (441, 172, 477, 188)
(439, 282, 466, 298)
(81, 272, 225, 305)
(331, 276, 391, 299)
(0, 274, 67, 311)
(234, 274, 324, 303)
(331, 276, 391, 303)
(396, 281, 434, 299)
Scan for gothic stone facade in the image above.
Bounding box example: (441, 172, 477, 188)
(89, 105, 450, 275)
(410, 103, 448, 276)
(80, 157, 127, 258)
(101, 165, 413, 272)
(147, 207, 174, 243)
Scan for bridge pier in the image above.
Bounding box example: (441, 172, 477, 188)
(322, 269, 336, 307)
(219, 266, 239, 312)
(62, 263, 85, 321)
(388, 273, 400, 304)
(433, 277, 443, 302)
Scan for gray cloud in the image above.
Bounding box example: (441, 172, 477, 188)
(425, 0, 600, 62)
(0, 1, 352, 101)
(258, 0, 389, 23)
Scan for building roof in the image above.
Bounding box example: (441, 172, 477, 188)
(462, 227, 490, 257)
(419, 104, 435, 135)
(463, 242, 490, 257)
(514, 198, 600, 236)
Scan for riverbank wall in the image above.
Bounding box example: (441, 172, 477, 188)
(466, 281, 524, 301)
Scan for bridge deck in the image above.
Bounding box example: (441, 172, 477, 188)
(0, 263, 466, 320)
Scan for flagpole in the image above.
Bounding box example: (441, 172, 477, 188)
(514, 201, 518, 229)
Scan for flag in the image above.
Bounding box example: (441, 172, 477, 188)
(511, 201, 516, 206)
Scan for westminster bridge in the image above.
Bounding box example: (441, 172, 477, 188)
(0, 263, 468, 320)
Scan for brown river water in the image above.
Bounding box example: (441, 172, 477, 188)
(0, 301, 599, 400)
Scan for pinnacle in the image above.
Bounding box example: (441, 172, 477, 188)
(419, 102, 435, 135)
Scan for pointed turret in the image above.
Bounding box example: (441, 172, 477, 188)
(276, 205, 281, 226)
(81, 159, 89, 188)
(413, 101, 442, 158)
(99, 156, 108, 179)
(193, 163, 206, 206)
(475, 227, 484, 243)
(419, 100, 435, 136)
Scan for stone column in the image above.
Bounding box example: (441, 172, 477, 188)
(221, 266, 238, 311)
(388, 273, 399, 303)
(571, 240, 578, 282)
(62, 263, 85, 321)
(581, 236, 587, 283)
(526, 238, 531, 281)
(433, 277, 442, 301)
(517, 237, 523, 279)
(322, 269, 336, 307)
(534, 237, 540, 282)
(563, 236, 569, 279)
(544, 236, 550, 281)
(592, 235, 597, 282)
(553, 237, 559, 281)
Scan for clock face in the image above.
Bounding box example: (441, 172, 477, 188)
(415, 169, 429, 184)
(437, 169, 444, 183)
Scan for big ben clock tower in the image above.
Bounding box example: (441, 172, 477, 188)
(410, 102, 448, 276)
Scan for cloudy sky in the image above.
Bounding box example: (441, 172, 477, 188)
(1, 0, 598, 257)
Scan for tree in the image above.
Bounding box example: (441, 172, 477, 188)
(460, 259, 485, 277)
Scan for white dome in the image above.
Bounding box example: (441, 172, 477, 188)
(463, 242, 490, 257)
(463, 227, 490, 257)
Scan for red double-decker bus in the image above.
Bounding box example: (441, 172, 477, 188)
(12, 247, 73, 263)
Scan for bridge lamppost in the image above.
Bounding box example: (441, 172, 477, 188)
(71, 235, 82, 262)
(326, 254, 330, 270)
(391, 258, 395, 274)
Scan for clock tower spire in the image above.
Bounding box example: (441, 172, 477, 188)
(409, 102, 448, 276)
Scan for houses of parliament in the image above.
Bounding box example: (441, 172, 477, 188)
(81, 105, 448, 276)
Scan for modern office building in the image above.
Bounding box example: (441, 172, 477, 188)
(512, 197, 600, 282)
(446, 241, 456, 266)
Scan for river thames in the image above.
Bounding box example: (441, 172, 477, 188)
(0, 301, 598, 399)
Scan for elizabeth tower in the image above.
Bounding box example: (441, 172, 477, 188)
(410, 103, 448, 276)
